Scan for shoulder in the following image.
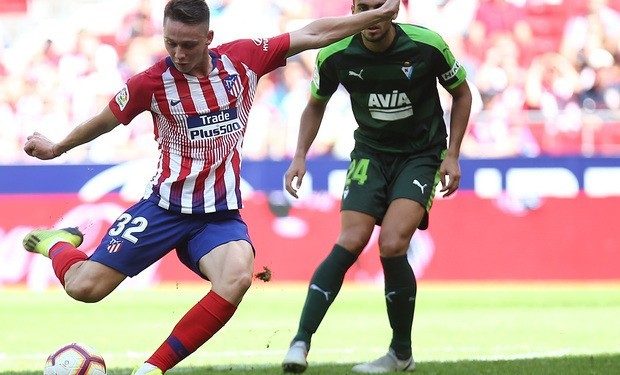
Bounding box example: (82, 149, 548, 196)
(128, 57, 169, 89)
(214, 35, 289, 58)
(396, 23, 447, 51)
(316, 36, 355, 65)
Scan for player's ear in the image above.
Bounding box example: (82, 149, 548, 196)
(206, 30, 214, 45)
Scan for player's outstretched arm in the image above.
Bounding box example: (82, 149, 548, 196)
(286, 0, 399, 57)
(284, 97, 328, 198)
(24, 106, 121, 160)
(439, 80, 472, 197)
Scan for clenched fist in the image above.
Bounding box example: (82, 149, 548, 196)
(24, 132, 61, 160)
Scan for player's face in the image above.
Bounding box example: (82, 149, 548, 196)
(163, 18, 213, 76)
(352, 0, 395, 45)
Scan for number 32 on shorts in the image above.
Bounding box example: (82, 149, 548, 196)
(346, 158, 369, 186)
(108, 213, 148, 244)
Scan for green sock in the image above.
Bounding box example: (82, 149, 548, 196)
(381, 254, 416, 360)
(293, 245, 357, 345)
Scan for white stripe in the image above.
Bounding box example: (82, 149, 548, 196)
(202, 160, 218, 212)
(211, 73, 232, 110)
(186, 75, 209, 113)
(163, 68, 188, 155)
(238, 62, 257, 125)
(180, 158, 205, 214)
(223, 139, 241, 209)
(158, 152, 183, 210)
(369, 107, 413, 121)
(145, 98, 164, 200)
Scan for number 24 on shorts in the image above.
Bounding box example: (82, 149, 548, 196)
(346, 158, 369, 186)
(108, 213, 148, 244)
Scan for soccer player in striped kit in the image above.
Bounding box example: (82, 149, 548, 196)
(282, 0, 472, 373)
(21, 0, 400, 373)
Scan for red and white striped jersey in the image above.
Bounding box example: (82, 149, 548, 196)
(109, 34, 290, 214)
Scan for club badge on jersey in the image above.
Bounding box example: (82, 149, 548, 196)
(223, 74, 242, 97)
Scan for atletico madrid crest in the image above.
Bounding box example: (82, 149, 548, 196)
(223, 74, 242, 97)
(107, 239, 123, 253)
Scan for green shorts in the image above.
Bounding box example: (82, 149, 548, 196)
(341, 144, 446, 230)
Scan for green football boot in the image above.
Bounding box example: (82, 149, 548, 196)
(22, 227, 84, 257)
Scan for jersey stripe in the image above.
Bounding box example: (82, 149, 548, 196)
(168, 69, 198, 209)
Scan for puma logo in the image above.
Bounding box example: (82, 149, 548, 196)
(385, 292, 416, 303)
(348, 69, 364, 80)
(310, 284, 331, 301)
(413, 179, 427, 194)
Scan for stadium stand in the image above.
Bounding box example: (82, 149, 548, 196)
(0, 0, 618, 162)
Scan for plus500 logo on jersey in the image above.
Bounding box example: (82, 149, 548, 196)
(187, 108, 242, 140)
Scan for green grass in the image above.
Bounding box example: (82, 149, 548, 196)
(1, 282, 619, 374)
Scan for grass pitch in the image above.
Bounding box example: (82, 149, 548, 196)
(1, 282, 619, 374)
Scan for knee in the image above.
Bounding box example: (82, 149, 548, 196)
(229, 270, 253, 294)
(378, 233, 410, 257)
(64, 278, 106, 303)
(213, 268, 252, 305)
(337, 232, 371, 254)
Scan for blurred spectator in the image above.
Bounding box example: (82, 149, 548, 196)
(0, 0, 618, 163)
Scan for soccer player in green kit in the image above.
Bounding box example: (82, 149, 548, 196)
(281, 0, 472, 373)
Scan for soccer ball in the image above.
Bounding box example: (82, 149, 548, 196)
(44, 343, 106, 375)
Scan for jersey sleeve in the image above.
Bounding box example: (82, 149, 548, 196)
(432, 36, 467, 90)
(310, 49, 339, 101)
(219, 34, 290, 78)
(108, 72, 153, 125)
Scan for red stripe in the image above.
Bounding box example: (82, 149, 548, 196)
(169, 68, 198, 114)
(192, 163, 211, 213)
(199, 73, 220, 112)
(156, 149, 172, 195)
(169, 154, 193, 208)
(213, 160, 228, 210)
(153, 73, 176, 124)
(231, 145, 242, 206)
(166, 68, 198, 207)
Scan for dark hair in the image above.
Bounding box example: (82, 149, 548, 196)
(164, 0, 210, 25)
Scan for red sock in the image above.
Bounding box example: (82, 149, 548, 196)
(49, 242, 88, 286)
(147, 291, 237, 371)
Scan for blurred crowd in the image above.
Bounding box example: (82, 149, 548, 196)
(0, 0, 619, 164)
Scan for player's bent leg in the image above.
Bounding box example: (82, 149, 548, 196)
(23, 227, 84, 257)
(144, 241, 251, 372)
(351, 349, 415, 373)
(378, 199, 425, 257)
(282, 341, 308, 373)
(63, 261, 126, 303)
(198, 240, 254, 305)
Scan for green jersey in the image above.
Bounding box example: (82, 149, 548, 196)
(311, 23, 467, 154)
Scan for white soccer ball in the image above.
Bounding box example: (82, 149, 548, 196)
(43, 343, 106, 375)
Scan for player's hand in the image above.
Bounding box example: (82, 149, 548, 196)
(24, 132, 60, 160)
(284, 156, 307, 199)
(380, 0, 401, 19)
(439, 155, 461, 197)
